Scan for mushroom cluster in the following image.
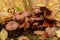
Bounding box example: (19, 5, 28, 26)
(0, 6, 58, 40)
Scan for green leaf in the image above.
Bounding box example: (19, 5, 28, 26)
(57, 38, 60, 40)
(46, 38, 52, 40)
(25, 33, 40, 40)
(15, 6, 22, 12)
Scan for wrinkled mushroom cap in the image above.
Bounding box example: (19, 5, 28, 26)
(5, 21, 19, 31)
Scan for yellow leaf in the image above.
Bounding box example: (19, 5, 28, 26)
(37, 4, 45, 7)
(0, 28, 8, 40)
(56, 30, 60, 38)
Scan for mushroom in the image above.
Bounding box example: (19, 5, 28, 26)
(45, 27, 56, 38)
(18, 35, 30, 40)
(5, 21, 19, 31)
(22, 11, 30, 17)
(34, 30, 47, 40)
(19, 22, 30, 31)
(13, 12, 24, 21)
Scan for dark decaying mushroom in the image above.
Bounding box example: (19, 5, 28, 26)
(40, 7, 52, 16)
(32, 22, 40, 30)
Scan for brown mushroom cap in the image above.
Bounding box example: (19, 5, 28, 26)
(5, 21, 19, 31)
(19, 22, 30, 29)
